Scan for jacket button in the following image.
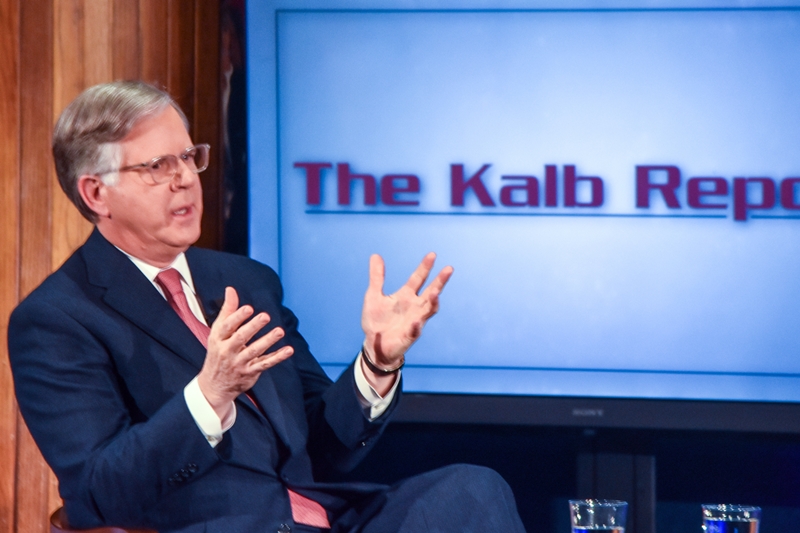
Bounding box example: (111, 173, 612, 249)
(187, 463, 198, 473)
(277, 524, 291, 533)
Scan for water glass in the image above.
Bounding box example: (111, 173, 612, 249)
(569, 499, 628, 533)
(702, 504, 760, 533)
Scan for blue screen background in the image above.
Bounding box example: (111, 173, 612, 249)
(248, 2, 800, 402)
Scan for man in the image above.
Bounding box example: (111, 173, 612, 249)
(9, 81, 526, 533)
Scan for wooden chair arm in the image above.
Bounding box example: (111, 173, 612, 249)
(50, 507, 157, 533)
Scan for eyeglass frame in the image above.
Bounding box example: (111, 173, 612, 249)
(97, 143, 211, 185)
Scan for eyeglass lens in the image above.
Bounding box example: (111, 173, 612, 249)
(149, 145, 209, 183)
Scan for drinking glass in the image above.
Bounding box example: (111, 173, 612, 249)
(702, 504, 760, 533)
(569, 499, 628, 533)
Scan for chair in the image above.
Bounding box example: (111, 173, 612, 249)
(50, 507, 157, 533)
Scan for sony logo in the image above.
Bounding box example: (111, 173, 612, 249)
(572, 408, 604, 417)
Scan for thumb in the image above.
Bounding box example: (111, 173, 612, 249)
(216, 286, 240, 323)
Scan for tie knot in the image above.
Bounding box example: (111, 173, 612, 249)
(156, 268, 184, 298)
(155, 267, 210, 348)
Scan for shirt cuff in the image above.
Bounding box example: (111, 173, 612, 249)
(184, 376, 237, 448)
(354, 350, 400, 420)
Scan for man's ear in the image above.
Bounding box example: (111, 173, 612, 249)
(77, 174, 111, 219)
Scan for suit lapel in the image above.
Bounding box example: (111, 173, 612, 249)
(82, 230, 206, 371)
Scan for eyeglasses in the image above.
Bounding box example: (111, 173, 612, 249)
(102, 144, 211, 185)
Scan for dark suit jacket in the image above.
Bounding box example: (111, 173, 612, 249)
(8, 229, 398, 532)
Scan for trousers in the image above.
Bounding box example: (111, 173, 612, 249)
(327, 464, 527, 533)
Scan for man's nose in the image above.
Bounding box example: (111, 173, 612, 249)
(170, 158, 199, 189)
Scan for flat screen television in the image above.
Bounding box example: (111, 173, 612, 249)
(246, 0, 800, 433)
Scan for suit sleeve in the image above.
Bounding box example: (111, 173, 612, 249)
(8, 298, 221, 529)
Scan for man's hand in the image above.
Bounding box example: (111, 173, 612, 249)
(197, 287, 294, 419)
(361, 253, 453, 377)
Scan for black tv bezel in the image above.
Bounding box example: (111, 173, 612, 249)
(248, 1, 800, 437)
(393, 393, 800, 434)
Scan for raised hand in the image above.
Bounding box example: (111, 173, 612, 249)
(197, 287, 294, 418)
(361, 253, 453, 371)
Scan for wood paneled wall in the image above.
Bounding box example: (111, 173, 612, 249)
(0, 1, 223, 531)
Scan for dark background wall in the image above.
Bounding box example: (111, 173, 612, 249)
(330, 420, 800, 533)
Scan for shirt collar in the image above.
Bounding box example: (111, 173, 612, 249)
(119, 249, 198, 295)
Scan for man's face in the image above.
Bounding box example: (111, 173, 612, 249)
(97, 106, 203, 266)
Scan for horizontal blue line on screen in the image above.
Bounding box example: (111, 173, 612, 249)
(303, 210, 729, 219)
(279, 7, 800, 15)
(319, 362, 800, 379)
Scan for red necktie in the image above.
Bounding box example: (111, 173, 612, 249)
(156, 268, 211, 347)
(155, 268, 330, 529)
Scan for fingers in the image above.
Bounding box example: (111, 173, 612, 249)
(214, 287, 251, 336)
(423, 266, 454, 318)
(406, 250, 453, 301)
(250, 344, 294, 373)
(236, 308, 271, 340)
(368, 254, 386, 295)
(420, 265, 454, 301)
(209, 287, 290, 367)
(236, 325, 285, 363)
(405, 252, 436, 293)
(212, 287, 273, 343)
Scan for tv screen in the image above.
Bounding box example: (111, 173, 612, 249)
(247, 2, 800, 417)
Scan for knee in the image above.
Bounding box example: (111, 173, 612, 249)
(378, 464, 525, 532)
(437, 464, 514, 499)
(440, 463, 502, 481)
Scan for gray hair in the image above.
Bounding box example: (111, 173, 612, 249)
(52, 81, 189, 222)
